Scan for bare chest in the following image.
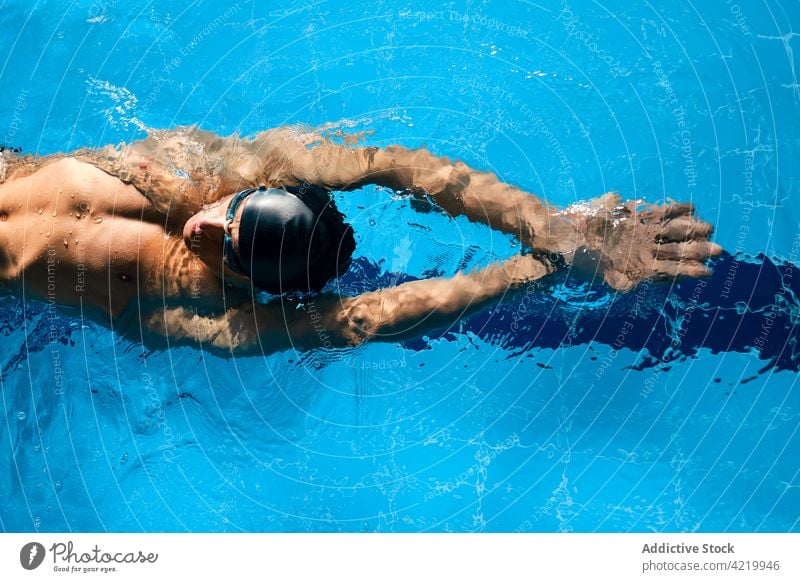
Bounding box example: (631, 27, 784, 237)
(0, 158, 201, 313)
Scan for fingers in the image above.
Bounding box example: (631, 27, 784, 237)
(653, 259, 713, 279)
(654, 241, 723, 261)
(621, 200, 696, 222)
(657, 219, 714, 242)
(622, 199, 651, 214)
(620, 200, 699, 223)
(660, 202, 695, 220)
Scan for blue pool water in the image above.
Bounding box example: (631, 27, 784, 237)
(1, 0, 799, 532)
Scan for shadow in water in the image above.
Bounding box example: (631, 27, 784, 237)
(380, 251, 800, 377)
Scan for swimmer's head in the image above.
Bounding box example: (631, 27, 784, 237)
(183, 185, 355, 293)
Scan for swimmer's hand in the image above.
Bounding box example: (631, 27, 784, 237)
(572, 193, 722, 292)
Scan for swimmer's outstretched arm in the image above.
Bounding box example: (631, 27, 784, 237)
(141, 253, 557, 355)
(280, 135, 583, 254)
(278, 132, 722, 291)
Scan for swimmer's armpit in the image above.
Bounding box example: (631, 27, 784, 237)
(72, 128, 253, 219)
(138, 253, 557, 356)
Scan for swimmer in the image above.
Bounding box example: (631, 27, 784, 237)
(0, 126, 721, 355)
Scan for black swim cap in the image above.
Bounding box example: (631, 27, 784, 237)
(235, 187, 333, 293)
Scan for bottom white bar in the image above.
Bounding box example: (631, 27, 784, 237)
(1, 533, 796, 581)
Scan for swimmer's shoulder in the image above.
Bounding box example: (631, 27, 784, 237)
(33, 156, 153, 202)
(14, 156, 112, 190)
(42, 156, 115, 183)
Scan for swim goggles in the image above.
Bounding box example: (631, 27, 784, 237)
(222, 185, 267, 276)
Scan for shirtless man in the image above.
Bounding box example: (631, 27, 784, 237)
(0, 127, 721, 356)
